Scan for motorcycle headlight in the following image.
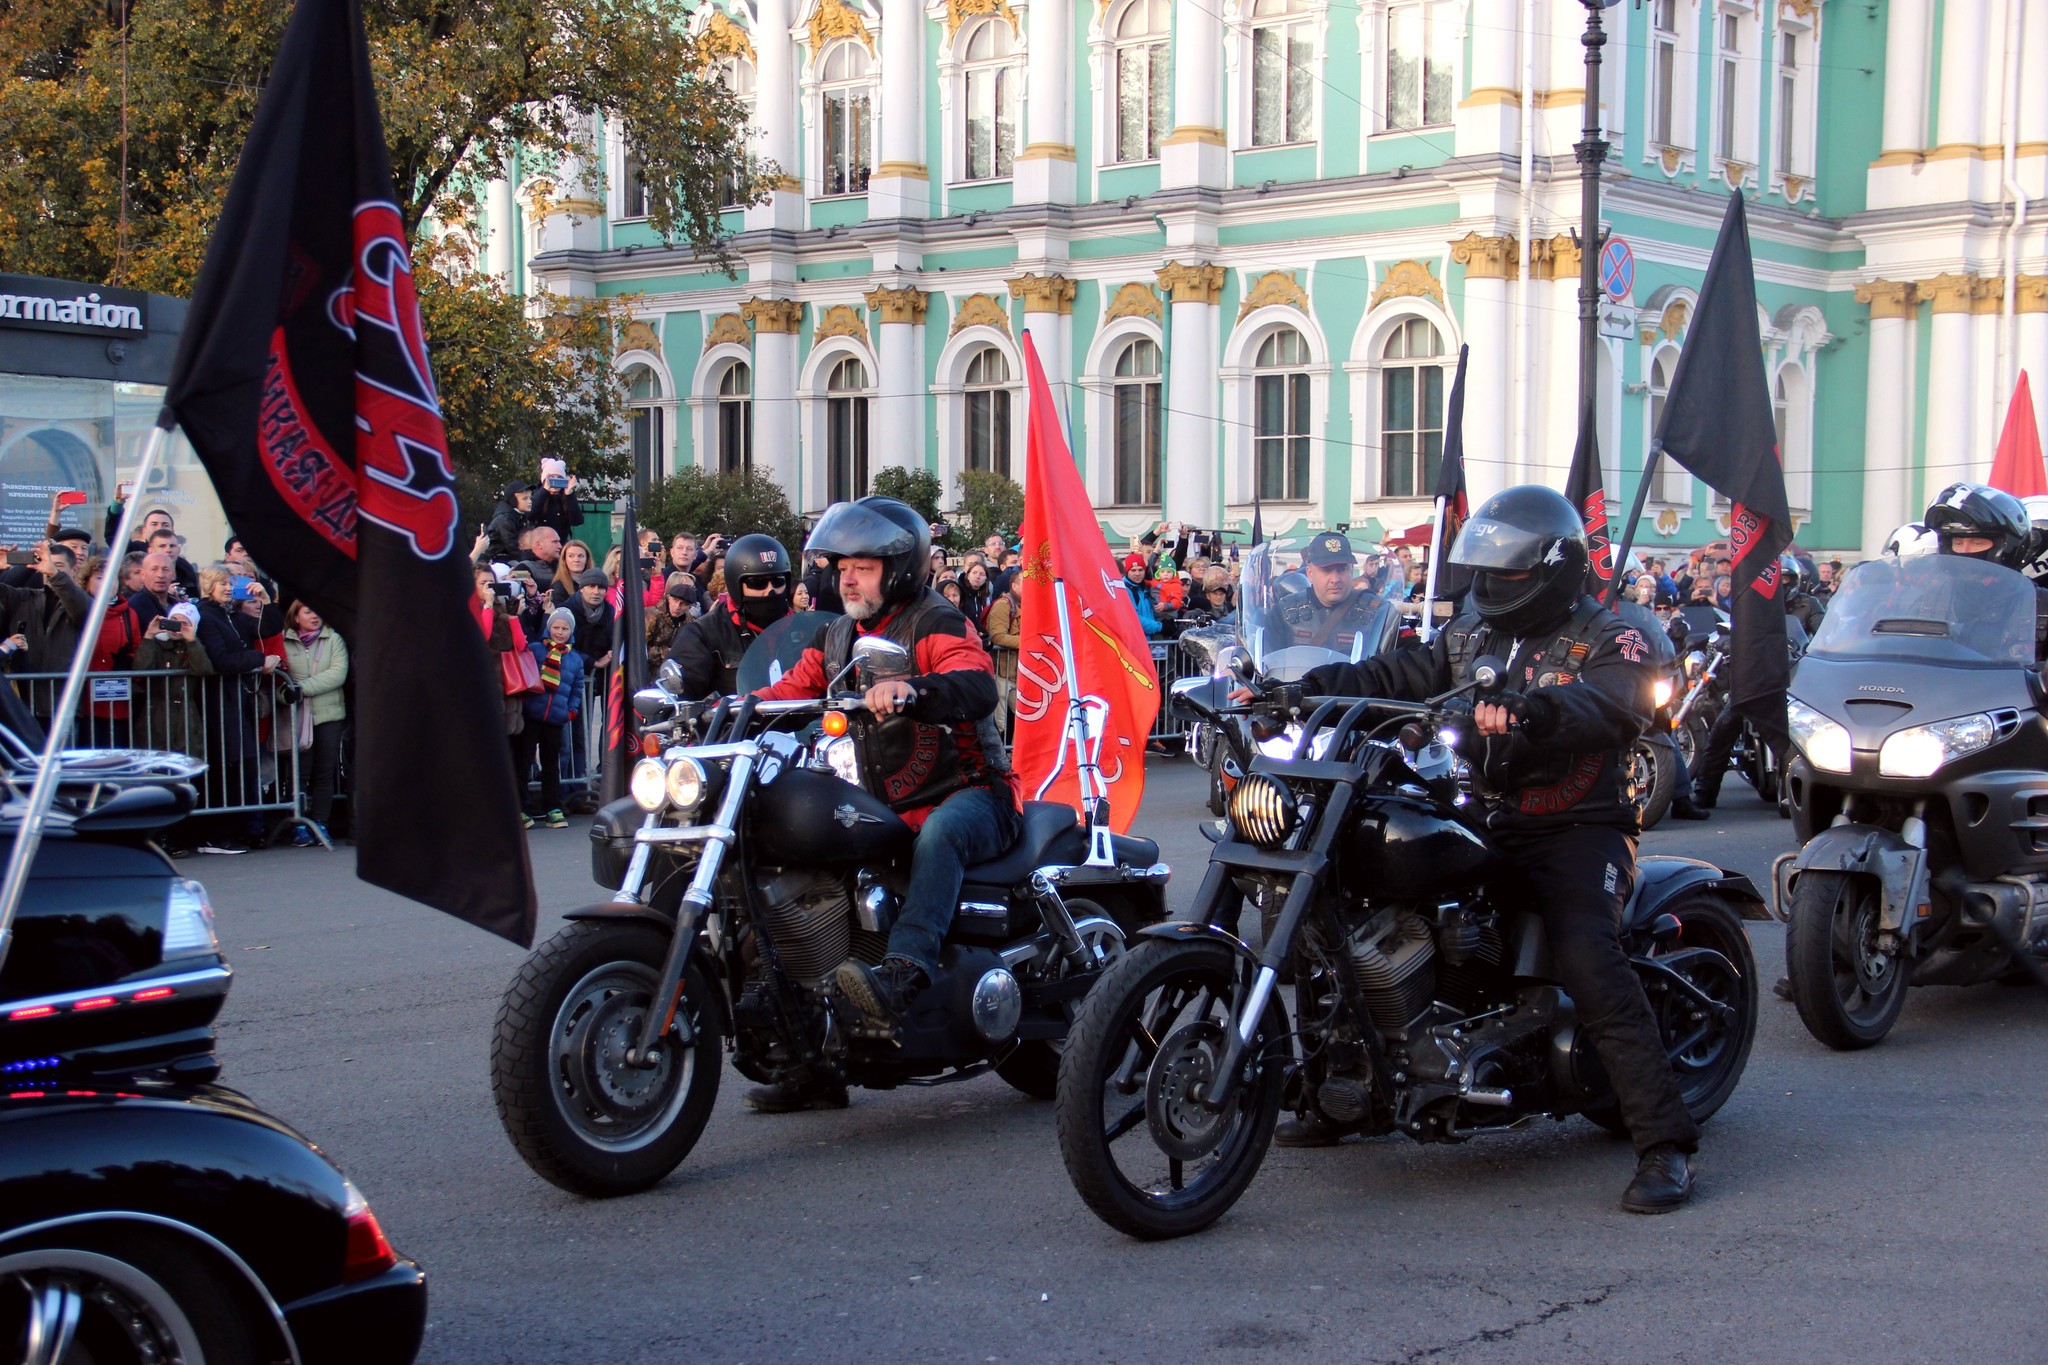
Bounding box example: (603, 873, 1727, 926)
(1786, 697, 1853, 774)
(820, 735, 862, 786)
(1227, 772, 1297, 848)
(664, 755, 709, 812)
(630, 758, 669, 812)
(1684, 651, 1707, 679)
(1652, 678, 1674, 709)
(1878, 712, 2001, 779)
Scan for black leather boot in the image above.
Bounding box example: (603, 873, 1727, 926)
(1621, 1143, 1694, 1214)
(744, 1073, 850, 1113)
(1273, 1110, 1345, 1148)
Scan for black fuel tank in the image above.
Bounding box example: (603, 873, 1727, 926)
(1340, 796, 1505, 901)
(751, 769, 914, 865)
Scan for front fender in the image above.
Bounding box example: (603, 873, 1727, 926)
(1135, 919, 1260, 966)
(1781, 824, 1929, 936)
(563, 900, 675, 929)
(1630, 856, 1772, 924)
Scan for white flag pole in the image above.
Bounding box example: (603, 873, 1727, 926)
(1419, 494, 1448, 642)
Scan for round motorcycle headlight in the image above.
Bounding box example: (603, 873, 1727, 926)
(665, 756, 709, 812)
(1684, 651, 1707, 679)
(820, 735, 862, 786)
(629, 758, 668, 812)
(1228, 772, 1297, 848)
(1652, 677, 1674, 709)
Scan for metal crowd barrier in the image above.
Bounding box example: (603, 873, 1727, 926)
(9, 668, 317, 838)
(1149, 639, 1195, 744)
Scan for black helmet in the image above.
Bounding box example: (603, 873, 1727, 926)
(804, 496, 930, 608)
(1450, 485, 1588, 636)
(1924, 482, 2030, 568)
(1777, 552, 1806, 596)
(723, 534, 790, 585)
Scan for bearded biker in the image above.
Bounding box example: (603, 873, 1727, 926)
(750, 497, 1020, 1109)
(668, 533, 795, 697)
(1253, 486, 1700, 1214)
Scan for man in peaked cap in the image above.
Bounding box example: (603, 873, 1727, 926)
(1278, 532, 1385, 655)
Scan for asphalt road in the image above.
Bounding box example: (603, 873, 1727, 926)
(197, 758, 2048, 1364)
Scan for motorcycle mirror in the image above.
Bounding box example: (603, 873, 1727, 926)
(633, 687, 678, 723)
(852, 636, 909, 660)
(1170, 675, 1229, 722)
(1471, 654, 1508, 695)
(656, 658, 686, 696)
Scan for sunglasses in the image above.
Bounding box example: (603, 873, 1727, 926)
(742, 574, 790, 591)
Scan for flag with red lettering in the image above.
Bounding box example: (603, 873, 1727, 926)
(161, 0, 535, 944)
(1989, 371, 2048, 499)
(1012, 331, 1157, 832)
(1654, 192, 1793, 709)
(1564, 419, 1615, 591)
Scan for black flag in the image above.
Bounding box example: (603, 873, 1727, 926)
(161, 0, 535, 944)
(1654, 193, 1793, 708)
(601, 504, 650, 804)
(1431, 344, 1473, 595)
(1564, 419, 1616, 591)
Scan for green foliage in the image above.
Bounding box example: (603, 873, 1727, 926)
(868, 467, 945, 527)
(638, 468, 807, 565)
(953, 469, 1025, 548)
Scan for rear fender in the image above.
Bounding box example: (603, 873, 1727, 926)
(1629, 856, 1773, 925)
(1780, 824, 1929, 936)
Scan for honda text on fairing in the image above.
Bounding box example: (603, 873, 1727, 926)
(1776, 551, 2048, 1048)
(489, 640, 1170, 1198)
(0, 724, 425, 1364)
(1051, 665, 1765, 1240)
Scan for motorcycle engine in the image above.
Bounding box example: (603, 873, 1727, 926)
(1347, 908, 1436, 1036)
(754, 868, 859, 987)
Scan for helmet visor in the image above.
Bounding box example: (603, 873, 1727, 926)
(804, 501, 920, 563)
(1450, 515, 1559, 571)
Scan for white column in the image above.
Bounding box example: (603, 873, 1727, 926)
(867, 287, 929, 474)
(2025, 0, 2048, 149)
(1450, 234, 1515, 505)
(1936, 0, 1989, 200)
(1010, 274, 1075, 401)
(1160, 1, 1224, 189)
(1540, 242, 1580, 489)
(1454, 3, 1522, 157)
(1159, 263, 1223, 526)
(1016, 0, 1075, 205)
(485, 175, 514, 281)
(2021, 291, 2048, 460)
(1880, 0, 1933, 155)
(1923, 276, 1977, 508)
(748, 0, 803, 232)
(743, 300, 802, 497)
(1856, 286, 1914, 557)
(869, 0, 929, 219)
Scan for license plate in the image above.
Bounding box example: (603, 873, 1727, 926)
(91, 678, 132, 702)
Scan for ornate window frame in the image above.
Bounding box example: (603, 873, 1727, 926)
(1081, 314, 1170, 529)
(1344, 296, 1458, 512)
(936, 10, 1024, 185)
(1223, 304, 1333, 515)
(799, 4, 881, 200)
(617, 345, 678, 486)
(797, 333, 879, 511)
(1225, 0, 1328, 154)
(1644, 0, 1699, 178)
(1769, 4, 1820, 199)
(688, 339, 755, 475)
(1090, 0, 1172, 167)
(930, 325, 1026, 494)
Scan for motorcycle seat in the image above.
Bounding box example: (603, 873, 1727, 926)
(960, 801, 1088, 887)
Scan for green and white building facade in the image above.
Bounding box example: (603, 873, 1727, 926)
(469, 0, 2048, 557)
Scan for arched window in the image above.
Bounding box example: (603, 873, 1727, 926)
(1385, 0, 1454, 132)
(961, 19, 1018, 181)
(1255, 327, 1312, 501)
(819, 40, 873, 197)
(718, 362, 753, 475)
(1112, 0, 1170, 164)
(1250, 0, 1314, 147)
(826, 356, 870, 501)
(1647, 349, 1688, 504)
(1112, 338, 1163, 506)
(716, 56, 757, 207)
(626, 365, 665, 494)
(964, 347, 1012, 477)
(1378, 318, 1443, 498)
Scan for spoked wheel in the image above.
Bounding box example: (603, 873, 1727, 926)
(1676, 715, 1706, 773)
(1586, 894, 1758, 1135)
(1787, 870, 1908, 1050)
(997, 910, 1129, 1100)
(1054, 939, 1286, 1240)
(492, 918, 724, 1195)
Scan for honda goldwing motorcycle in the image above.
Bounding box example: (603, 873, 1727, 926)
(1777, 553, 2048, 1049)
(492, 638, 1169, 1196)
(1053, 665, 1764, 1240)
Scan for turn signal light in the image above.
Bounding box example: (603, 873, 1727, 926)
(641, 733, 662, 757)
(822, 711, 849, 738)
(341, 1177, 399, 1283)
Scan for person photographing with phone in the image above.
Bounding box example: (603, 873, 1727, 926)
(193, 562, 284, 850)
(530, 457, 584, 541)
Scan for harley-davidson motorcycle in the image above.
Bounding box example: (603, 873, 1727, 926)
(1777, 553, 2048, 1049)
(491, 638, 1169, 1197)
(1054, 666, 1764, 1240)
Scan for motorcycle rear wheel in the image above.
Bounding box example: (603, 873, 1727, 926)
(492, 919, 723, 1196)
(1787, 869, 1908, 1050)
(1054, 939, 1285, 1240)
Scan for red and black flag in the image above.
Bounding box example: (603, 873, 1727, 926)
(1564, 416, 1616, 591)
(1430, 343, 1472, 594)
(1654, 192, 1793, 708)
(600, 503, 651, 804)
(161, 0, 535, 944)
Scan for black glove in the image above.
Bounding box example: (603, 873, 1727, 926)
(1498, 689, 1560, 739)
(1301, 662, 1352, 697)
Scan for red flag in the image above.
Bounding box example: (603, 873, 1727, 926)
(1012, 332, 1158, 832)
(1989, 372, 2048, 498)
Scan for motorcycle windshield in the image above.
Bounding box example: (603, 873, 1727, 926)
(1236, 538, 1403, 678)
(1808, 555, 2038, 668)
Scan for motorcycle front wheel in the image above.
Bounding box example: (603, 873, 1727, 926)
(1786, 869, 1908, 1050)
(1054, 939, 1285, 1240)
(1632, 737, 1677, 831)
(492, 918, 724, 1196)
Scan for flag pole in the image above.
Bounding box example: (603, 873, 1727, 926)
(1042, 365, 1111, 857)
(1419, 496, 1448, 641)
(1603, 439, 1661, 608)
(0, 418, 175, 978)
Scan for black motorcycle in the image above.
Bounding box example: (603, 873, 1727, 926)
(1053, 666, 1764, 1240)
(1778, 553, 2048, 1049)
(491, 638, 1169, 1197)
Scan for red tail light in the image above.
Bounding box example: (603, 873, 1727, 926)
(72, 997, 116, 1012)
(341, 1178, 399, 1283)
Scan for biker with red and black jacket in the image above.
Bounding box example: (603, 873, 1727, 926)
(753, 497, 1020, 1045)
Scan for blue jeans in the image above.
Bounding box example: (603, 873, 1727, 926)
(887, 786, 1021, 976)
